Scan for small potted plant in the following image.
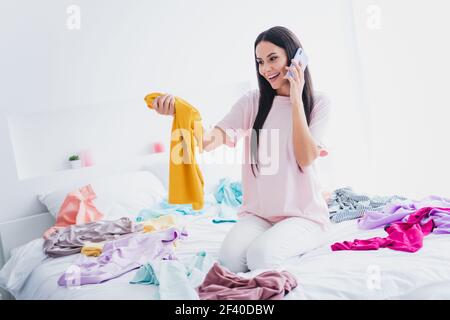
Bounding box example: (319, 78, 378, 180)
(69, 154, 82, 169)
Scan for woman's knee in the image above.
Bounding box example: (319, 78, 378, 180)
(218, 215, 272, 273)
(245, 219, 326, 271)
(246, 237, 283, 271)
(218, 233, 249, 273)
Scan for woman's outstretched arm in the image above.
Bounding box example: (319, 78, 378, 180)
(151, 94, 229, 153)
(202, 126, 227, 152)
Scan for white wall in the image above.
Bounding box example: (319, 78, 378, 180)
(351, 0, 450, 199)
(0, 0, 367, 222)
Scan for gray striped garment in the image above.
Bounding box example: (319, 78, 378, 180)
(327, 186, 408, 223)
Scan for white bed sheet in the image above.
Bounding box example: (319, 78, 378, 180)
(4, 213, 450, 300)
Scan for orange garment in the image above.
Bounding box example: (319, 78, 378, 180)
(144, 92, 204, 210)
(43, 184, 104, 239)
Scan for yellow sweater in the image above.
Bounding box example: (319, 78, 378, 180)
(144, 92, 204, 210)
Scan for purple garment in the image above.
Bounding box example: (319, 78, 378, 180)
(58, 227, 187, 287)
(197, 263, 297, 300)
(332, 206, 437, 253)
(44, 217, 144, 258)
(358, 195, 450, 234)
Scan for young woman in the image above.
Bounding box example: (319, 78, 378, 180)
(153, 26, 331, 273)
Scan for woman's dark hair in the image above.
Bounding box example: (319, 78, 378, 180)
(251, 26, 315, 177)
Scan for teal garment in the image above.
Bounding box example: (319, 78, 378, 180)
(129, 263, 159, 285)
(184, 251, 215, 290)
(212, 179, 242, 223)
(158, 260, 198, 300)
(191, 251, 207, 271)
(136, 198, 215, 222)
(130, 251, 215, 300)
(212, 204, 238, 224)
(214, 178, 242, 207)
(185, 251, 208, 277)
(135, 209, 164, 222)
(135, 179, 243, 224)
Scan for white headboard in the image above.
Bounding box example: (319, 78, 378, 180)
(0, 212, 55, 268)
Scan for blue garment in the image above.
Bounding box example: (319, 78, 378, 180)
(185, 251, 209, 277)
(212, 204, 238, 224)
(130, 251, 214, 300)
(136, 179, 243, 224)
(214, 178, 242, 207)
(212, 179, 242, 223)
(136, 198, 213, 222)
(157, 260, 198, 299)
(129, 263, 159, 285)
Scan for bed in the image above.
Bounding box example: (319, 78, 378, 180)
(3, 207, 450, 299)
(2, 155, 450, 300)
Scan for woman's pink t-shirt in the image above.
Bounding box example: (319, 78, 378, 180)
(215, 89, 331, 229)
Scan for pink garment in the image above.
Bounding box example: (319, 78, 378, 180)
(331, 207, 437, 253)
(43, 184, 104, 239)
(197, 263, 297, 300)
(215, 89, 331, 228)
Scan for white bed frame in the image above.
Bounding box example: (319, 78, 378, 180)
(0, 212, 55, 300)
(0, 212, 54, 267)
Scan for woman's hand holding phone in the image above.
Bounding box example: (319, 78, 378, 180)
(284, 48, 309, 106)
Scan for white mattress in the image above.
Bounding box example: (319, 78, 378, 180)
(3, 211, 450, 300)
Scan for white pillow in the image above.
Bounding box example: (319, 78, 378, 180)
(38, 171, 167, 220)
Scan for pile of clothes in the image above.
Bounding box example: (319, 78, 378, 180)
(326, 186, 408, 223)
(330, 194, 450, 253)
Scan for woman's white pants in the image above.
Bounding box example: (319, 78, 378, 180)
(218, 214, 327, 273)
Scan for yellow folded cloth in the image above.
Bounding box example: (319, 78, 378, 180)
(141, 214, 177, 233)
(145, 92, 204, 210)
(81, 242, 104, 257)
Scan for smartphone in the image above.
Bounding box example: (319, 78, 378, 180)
(287, 47, 309, 78)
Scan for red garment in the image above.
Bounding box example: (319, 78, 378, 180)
(197, 263, 297, 300)
(331, 207, 436, 253)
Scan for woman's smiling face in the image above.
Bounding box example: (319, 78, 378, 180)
(255, 41, 289, 92)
